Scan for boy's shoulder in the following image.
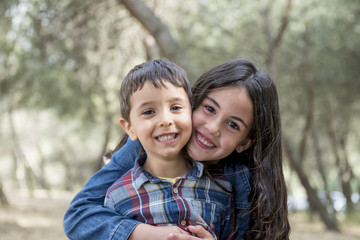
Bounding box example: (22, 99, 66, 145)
(106, 153, 149, 197)
(105, 168, 134, 197)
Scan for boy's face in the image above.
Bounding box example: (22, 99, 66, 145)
(121, 81, 192, 162)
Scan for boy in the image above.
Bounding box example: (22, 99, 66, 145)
(103, 59, 233, 239)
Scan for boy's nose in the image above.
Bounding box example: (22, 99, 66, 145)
(160, 120, 173, 127)
(159, 112, 174, 127)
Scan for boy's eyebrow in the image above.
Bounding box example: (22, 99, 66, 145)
(136, 96, 188, 108)
(136, 101, 153, 109)
(169, 96, 189, 103)
(205, 96, 249, 129)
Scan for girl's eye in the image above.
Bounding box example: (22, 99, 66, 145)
(227, 121, 239, 130)
(171, 105, 182, 111)
(205, 105, 215, 114)
(142, 109, 155, 115)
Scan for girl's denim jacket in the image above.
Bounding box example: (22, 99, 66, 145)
(63, 138, 251, 240)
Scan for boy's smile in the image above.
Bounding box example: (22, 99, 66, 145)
(121, 81, 192, 171)
(155, 133, 178, 143)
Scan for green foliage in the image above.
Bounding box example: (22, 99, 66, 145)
(0, 0, 359, 213)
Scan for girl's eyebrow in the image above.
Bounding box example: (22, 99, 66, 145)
(205, 96, 249, 129)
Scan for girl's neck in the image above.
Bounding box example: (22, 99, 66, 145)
(143, 153, 192, 178)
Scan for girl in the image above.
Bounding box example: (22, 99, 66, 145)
(63, 59, 290, 240)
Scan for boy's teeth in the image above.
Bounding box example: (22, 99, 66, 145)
(197, 134, 215, 147)
(157, 134, 176, 142)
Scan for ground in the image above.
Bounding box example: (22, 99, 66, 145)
(0, 189, 359, 240)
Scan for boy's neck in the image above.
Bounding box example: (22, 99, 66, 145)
(142, 153, 192, 178)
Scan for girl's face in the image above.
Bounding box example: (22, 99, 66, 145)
(187, 87, 254, 163)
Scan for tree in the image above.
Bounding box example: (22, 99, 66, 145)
(0, 181, 9, 207)
(117, 0, 198, 79)
(278, 0, 360, 225)
(0, 1, 359, 230)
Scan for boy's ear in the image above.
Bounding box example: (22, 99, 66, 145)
(119, 118, 138, 141)
(235, 138, 254, 153)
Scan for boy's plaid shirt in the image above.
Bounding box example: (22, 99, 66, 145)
(104, 153, 234, 239)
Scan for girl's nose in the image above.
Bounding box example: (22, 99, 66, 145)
(205, 121, 220, 137)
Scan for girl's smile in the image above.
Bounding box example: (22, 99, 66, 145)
(194, 131, 216, 149)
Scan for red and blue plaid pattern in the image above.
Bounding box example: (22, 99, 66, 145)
(105, 153, 234, 239)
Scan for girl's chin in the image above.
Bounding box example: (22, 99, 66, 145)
(187, 149, 211, 162)
(187, 146, 222, 163)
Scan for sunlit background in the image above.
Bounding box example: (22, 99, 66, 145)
(0, 0, 359, 239)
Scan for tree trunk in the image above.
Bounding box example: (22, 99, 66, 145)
(0, 181, 9, 207)
(283, 83, 339, 231)
(326, 105, 355, 213)
(10, 150, 20, 188)
(61, 140, 87, 190)
(283, 139, 340, 231)
(94, 118, 112, 172)
(339, 136, 355, 213)
(143, 36, 160, 60)
(35, 143, 50, 191)
(117, 0, 198, 79)
(8, 108, 36, 196)
(312, 130, 335, 214)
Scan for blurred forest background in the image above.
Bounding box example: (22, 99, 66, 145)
(0, 0, 360, 239)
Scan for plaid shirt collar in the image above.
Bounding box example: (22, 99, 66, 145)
(132, 152, 204, 190)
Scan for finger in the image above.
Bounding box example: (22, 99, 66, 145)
(167, 233, 177, 240)
(167, 233, 196, 240)
(188, 225, 214, 239)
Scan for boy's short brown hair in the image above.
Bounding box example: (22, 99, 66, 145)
(119, 59, 192, 121)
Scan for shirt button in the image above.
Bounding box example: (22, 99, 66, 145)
(180, 220, 186, 226)
(173, 188, 178, 194)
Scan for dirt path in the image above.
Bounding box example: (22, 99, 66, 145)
(290, 214, 360, 240)
(0, 189, 359, 240)
(0, 190, 71, 240)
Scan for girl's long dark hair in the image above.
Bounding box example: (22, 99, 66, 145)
(192, 59, 290, 240)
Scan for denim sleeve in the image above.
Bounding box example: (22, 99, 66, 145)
(223, 162, 252, 240)
(63, 137, 142, 240)
(219, 193, 234, 240)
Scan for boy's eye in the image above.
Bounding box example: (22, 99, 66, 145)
(227, 121, 239, 130)
(171, 105, 182, 111)
(142, 109, 155, 115)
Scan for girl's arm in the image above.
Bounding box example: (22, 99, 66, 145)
(167, 226, 214, 240)
(63, 138, 143, 240)
(63, 137, 218, 240)
(223, 161, 252, 239)
(219, 193, 236, 240)
(131, 224, 191, 240)
(63, 138, 193, 240)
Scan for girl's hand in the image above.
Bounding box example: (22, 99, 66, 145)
(129, 224, 190, 240)
(167, 225, 215, 240)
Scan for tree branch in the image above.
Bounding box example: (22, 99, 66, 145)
(266, 0, 293, 74)
(117, 0, 198, 78)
